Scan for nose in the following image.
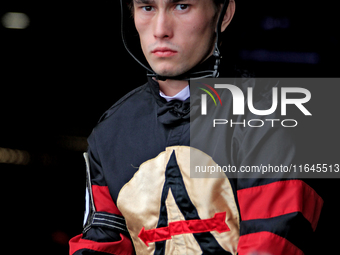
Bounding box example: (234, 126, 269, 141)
(153, 11, 173, 39)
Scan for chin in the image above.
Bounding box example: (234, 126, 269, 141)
(152, 63, 191, 78)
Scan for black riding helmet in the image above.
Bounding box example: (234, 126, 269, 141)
(120, 0, 230, 81)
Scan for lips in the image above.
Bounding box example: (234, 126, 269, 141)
(151, 47, 178, 57)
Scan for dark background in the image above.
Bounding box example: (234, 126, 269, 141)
(1, 0, 338, 254)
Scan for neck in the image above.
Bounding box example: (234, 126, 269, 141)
(157, 79, 188, 97)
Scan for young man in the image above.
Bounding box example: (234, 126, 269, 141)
(69, 1, 323, 254)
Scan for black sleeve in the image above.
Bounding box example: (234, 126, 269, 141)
(69, 134, 135, 255)
(234, 83, 323, 255)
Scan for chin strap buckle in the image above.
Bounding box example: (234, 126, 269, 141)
(212, 45, 221, 78)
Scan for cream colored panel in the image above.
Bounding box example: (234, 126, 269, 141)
(117, 146, 240, 255)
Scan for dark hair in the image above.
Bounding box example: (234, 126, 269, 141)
(213, 0, 226, 11)
(214, 0, 226, 6)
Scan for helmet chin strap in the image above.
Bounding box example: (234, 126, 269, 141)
(121, 0, 230, 81)
(146, 65, 219, 81)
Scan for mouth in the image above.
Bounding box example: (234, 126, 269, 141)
(151, 47, 178, 57)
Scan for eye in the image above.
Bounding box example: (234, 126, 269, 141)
(175, 4, 189, 11)
(141, 6, 154, 12)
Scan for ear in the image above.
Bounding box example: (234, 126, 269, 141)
(221, 0, 235, 32)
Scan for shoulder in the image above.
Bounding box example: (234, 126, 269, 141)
(221, 62, 278, 99)
(87, 82, 152, 144)
(98, 83, 149, 123)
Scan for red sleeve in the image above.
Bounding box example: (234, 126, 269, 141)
(237, 180, 323, 255)
(69, 185, 135, 255)
(69, 142, 135, 255)
(69, 233, 134, 255)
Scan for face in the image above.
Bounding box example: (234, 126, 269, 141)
(133, 0, 219, 77)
